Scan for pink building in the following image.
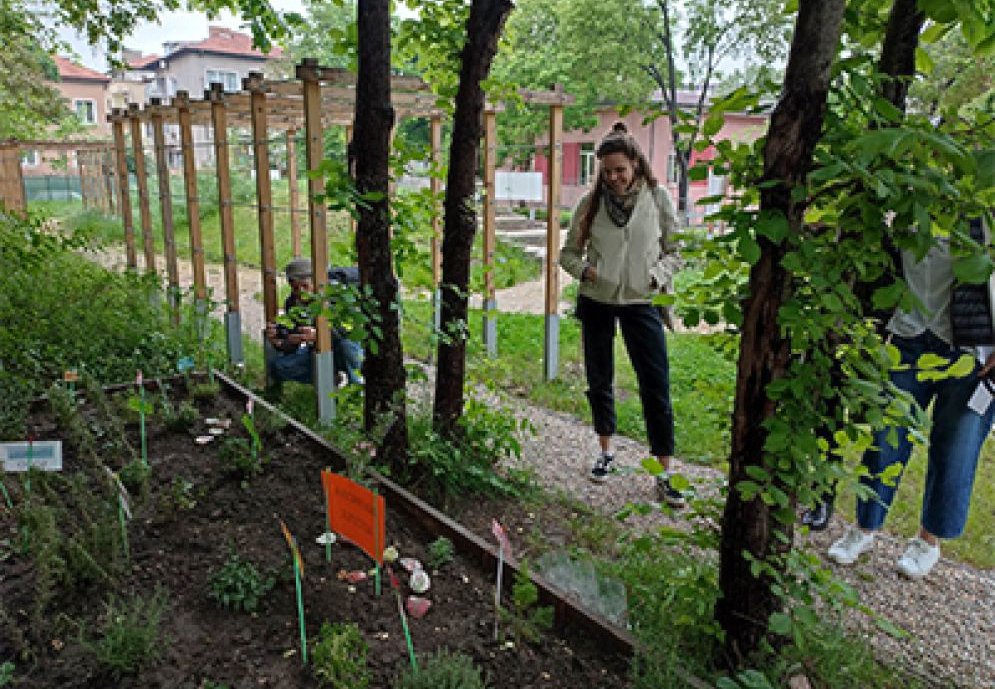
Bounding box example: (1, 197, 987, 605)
(532, 94, 767, 223)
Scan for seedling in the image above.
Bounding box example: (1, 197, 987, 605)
(207, 549, 274, 613)
(87, 589, 168, 680)
(159, 383, 199, 432)
(426, 535, 455, 570)
(500, 561, 553, 644)
(217, 437, 264, 483)
(311, 622, 370, 689)
(0, 661, 14, 686)
(394, 649, 488, 689)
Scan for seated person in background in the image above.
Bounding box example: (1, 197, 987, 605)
(265, 258, 364, 388)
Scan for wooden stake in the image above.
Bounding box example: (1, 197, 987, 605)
(150, 99, 180, 316)
(176, 91, 208, 305)
(246, 72, 278, 325)
(287, 129, 301, 258)
(208, 85, 240, 317)
(544, 103, 564, 381)
(111, 113, 137, 269)
(129, 104, 157, 275)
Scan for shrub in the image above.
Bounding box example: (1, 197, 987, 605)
(426, 536, 455, 570)
(117, 459, 150, 496)
(89, 589, 168, 679)
(207, 549, 274, 613)
(311, 621, 370, 689)
(217, 437, 265, 482)
(394, 649, 488, 689)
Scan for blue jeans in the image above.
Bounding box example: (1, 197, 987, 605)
(576, 295, 674, 457)
(269, 339, 364, 386)
(856, 332, 995, 538)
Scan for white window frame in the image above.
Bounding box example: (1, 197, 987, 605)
(74, 99, 97, 125)
(579, 144, 595, 186)
(21, 150, 40, 167)
(205, 68, 240, 93)
(665, 152, 679, 184)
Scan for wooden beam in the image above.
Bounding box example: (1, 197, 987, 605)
(286, 129, 301, 258)
(150, 99, 180, 313)
(209, 84, 240, 317)
(176, 91, 208, 304)
(129, 104, 156, 275)
(482, 107, 498, 356)
(0, 143, 26, 213)
(301, 62, 332, 355)
(111, 112, 137, 268)
(544, 103, 564, 381)
(429, 115, 442, 287)
(246, 72, 279, 325)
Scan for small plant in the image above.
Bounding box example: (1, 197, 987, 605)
(311, 621, 370, 689)
(88, 589, 168, 680)
(159, 383, 199, 431)
(167, 476, 199, 512)
(207, 549, 274, 613)
(394, 648, 488, 689)
(189, 379, 220, 401)
(252, 405, 288, 437)
(199, 681, 231, 689)
(0, 661, 14, 686)
(117, 459, 150, 496)
(501, 561, 553, 644)
(426, 536, 455, 570)
(217, 437, 264, 482)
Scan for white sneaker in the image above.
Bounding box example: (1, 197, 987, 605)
(896, 537, 940, 579)
(827, 526, 876, 565)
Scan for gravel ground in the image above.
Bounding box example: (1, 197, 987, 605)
(89, 247, 994, 688)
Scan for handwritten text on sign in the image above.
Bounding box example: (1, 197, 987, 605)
(321, 470, 386, 564)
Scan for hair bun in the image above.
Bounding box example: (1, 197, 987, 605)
(610, 122, 628, 134)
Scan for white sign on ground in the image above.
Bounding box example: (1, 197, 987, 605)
(495, 171, 543, 202)
(1, 441, 63, 472)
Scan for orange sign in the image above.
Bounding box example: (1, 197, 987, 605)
(63, 369, 79, 383)
(321, 470, 386, 564)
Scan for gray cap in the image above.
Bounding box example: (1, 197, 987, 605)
(285, 257, 313, 281)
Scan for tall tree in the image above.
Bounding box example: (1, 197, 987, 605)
(352, 0, 409, 465)
(715, 0, 846, 663)
(432, 0, 513, 436)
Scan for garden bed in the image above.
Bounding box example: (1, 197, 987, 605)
(0, 375, 630, 688)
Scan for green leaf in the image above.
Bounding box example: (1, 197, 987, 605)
(874, 616, 910, 639)
(755, 210, 789, 242)
(918, 0, 957, 23)
(871, 281, 905, 310)
(703, 112, 724, 137)
(668, 473, 691, 491)
(640, 457, 664, 476)
(739, 235, 761, 265)
(973, 150, 995, 189)
(948, 354, 977, 378)
(917, 352, 950, 369)
(873, 97, 904, 123)
(768, 612, 792, 636)
(920, 22, 951, 43)
(915, 46, 935, 74)
(953, 252, 994, 284)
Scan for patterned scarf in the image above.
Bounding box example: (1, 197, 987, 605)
(602, 177, 644, 227)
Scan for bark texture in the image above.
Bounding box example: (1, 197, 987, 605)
(432, 0, 513, 435)
(716, 0, 846, 664)
(353, 0, 409, 465)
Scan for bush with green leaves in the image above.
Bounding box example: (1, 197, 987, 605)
(394, 649, 488, 689)
(207, 549, 274, 613)
(117, 459, 150, 496)
(217, 437, 265, 481)
(88, 589, 168, 680)
(311, 621, 370, 689)
(426, 536, 455, 570)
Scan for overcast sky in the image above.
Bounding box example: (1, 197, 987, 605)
(55, 0, 306, 71)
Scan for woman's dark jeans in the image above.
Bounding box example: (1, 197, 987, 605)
(576, 294, 674, 457)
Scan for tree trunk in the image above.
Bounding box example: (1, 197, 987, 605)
(878, 0, 925, 113)
(716, 0, 846, 665)
(432, 0, 513, 436)
(353, 0, 409, 465)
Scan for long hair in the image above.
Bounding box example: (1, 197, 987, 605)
(576, 122, 658, 248)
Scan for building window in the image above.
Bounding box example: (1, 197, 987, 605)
(579, 144, 595, 186)
(206, 69, 240, 93)
(74, 99, 97, 125)
(21, 150, 40, 167)
(665, 152, 679, 184)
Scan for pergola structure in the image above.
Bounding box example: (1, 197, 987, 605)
(2, 60, 574, 423)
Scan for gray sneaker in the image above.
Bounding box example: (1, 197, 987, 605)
(655, 475, 687, 508)
(589, 454, 615, 483)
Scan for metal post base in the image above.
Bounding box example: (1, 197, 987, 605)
(544, 313, 559, 381)
(483, 298, 497, 358)
(225, 312, 243, 367)
(314, 350, 336, 425)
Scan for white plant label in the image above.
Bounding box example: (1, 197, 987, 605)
(1, 441, 63, 472)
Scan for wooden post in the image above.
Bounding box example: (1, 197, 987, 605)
(112, 112, 137, 269)
(78, 152, 88, 210)
(344, 123, 355, 236)
(298, 58, 335, 423)
(482, 106, 498, 357)
(176, 91, 208, 307)
(245, 72, 278, 326)
(429, 115, 443, 331)
(0, 143, 26, 213)
(103, 149, 116, 215)
(208, 83, 243, 365)
(150, 98, 181, 316)
(129, 104, 157, 275)
(544, 103, 564, 381)
(286, 128, 301, 258)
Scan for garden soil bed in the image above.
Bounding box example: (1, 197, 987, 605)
(0, 380, 630, 689)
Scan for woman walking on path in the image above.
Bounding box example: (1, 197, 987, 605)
(559, 122, 685, 506)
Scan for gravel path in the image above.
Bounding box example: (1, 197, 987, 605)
(89, 247, 994, 688)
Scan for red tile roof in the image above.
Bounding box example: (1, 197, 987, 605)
(127, 53, 162, 70)
(54, 55, 110, 82)
(173, 26, 283, 60)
